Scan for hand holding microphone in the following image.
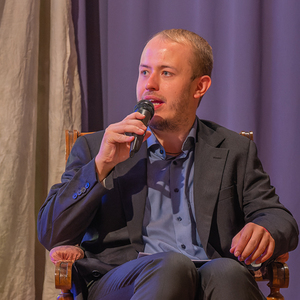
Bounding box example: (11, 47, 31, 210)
(95, 99, 154, 181)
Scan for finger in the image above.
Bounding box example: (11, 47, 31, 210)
(231, 227, 254, 259)
(124, 111, 147, 122)
(107, 132, 135, 145)
(252, 238, 275, 264)
(245, 246, 270, 265)
(244, 242, 266, 265)
(245, 231, 272, 262)
(244, 246, 265, 265)
(230, 231, 241, 254)
(108, 120, 147, 135)
(238, 232, 263, 262)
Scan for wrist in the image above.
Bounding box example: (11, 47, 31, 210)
(95, 156, 115, 182)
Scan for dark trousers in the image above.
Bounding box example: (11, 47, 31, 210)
(86, 252, 266, 300)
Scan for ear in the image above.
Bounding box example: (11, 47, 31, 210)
(193, 75, 211, 100)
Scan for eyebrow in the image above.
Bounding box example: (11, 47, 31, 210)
(139, 64, 178, 71)
(139, 64, 150, 68)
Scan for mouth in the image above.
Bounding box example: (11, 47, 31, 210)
(143, 96, 164, 110)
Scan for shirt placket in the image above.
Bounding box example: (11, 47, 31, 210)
(170, 157, 192, 254)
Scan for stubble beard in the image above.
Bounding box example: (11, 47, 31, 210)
(149, 90, 191, 133)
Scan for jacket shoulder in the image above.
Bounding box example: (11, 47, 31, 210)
(198, 119, 251, 150)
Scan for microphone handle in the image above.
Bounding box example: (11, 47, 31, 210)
(129, 109, 152, 157)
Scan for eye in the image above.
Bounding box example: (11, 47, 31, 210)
(162, 70, 172, 76)
(140, 70, 149, 76)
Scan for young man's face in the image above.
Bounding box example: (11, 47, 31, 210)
(136, 36, 201, 133)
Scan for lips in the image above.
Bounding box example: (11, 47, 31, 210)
(144, 97, 164, 110)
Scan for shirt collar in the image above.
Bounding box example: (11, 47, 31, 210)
(147, 119, 197, 158)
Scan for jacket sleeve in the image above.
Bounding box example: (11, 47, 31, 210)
(37, 134, 112, 250)
(242, 140, 299, 258)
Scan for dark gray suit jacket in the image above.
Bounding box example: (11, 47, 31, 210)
(38, 118, 298, 282)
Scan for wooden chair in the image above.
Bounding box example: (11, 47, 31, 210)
(64, 130, 94, 164)
(50, 130, 290, 300)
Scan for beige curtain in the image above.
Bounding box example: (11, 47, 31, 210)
(0, 0, 81, 299)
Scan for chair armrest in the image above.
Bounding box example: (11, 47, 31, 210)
(253, 254, 289, 300)
(50, 245, 84, 291)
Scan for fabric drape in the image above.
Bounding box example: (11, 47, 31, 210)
(0, 1, 40, 298)
(0, 0, 81, 299)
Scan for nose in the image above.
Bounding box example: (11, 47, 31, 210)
(145, 73, 159, 91)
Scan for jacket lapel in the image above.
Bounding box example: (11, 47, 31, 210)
(194, 120, 229, 258)
(114, 143, 148, 252)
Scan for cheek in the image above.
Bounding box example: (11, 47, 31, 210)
(165, 81, 186, 96)
(136, 81, 143, 98)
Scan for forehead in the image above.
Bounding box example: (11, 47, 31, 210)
(140, 36, 193, 68)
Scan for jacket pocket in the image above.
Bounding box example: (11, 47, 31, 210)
(218, 185, 236, 201)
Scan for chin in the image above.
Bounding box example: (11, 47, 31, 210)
(150, 116, 177, 132)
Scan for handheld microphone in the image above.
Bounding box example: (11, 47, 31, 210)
(129, 99, 155, 158)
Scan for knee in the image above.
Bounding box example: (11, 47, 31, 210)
(199, 257, 252, 285)
(142, 252, 198, 284)
(153, 252, 197, 275)
(198, 258, 263, 300)
(134, 252, 198, 299)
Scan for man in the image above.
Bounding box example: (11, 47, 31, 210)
(38, 29, 298, 300)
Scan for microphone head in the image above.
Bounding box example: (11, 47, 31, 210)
(133, 100, 155, 119)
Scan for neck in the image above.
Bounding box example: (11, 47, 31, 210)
(150, 127, 189, 154)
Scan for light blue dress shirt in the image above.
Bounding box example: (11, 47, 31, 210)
(143, 120, 208, 260)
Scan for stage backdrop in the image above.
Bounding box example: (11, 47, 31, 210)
(71, 0, 300, 299)
(0, 1, 81, 299)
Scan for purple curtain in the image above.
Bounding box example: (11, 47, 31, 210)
(72, 0, 104, 131)
(72, 1, 300, 298)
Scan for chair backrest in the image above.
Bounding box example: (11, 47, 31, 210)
(239, 131, 253, 141)
(65, 130, 94, 164)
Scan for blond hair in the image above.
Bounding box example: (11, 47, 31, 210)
(152, 29, 213, 79)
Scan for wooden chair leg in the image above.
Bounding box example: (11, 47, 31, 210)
(265, 261, 289, 300)
(50, 245, 85, 300)
(57, 291, 74, 300)
(267, 287, 284, 300)
(55, 261, 74, 300)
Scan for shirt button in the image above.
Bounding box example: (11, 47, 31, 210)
(181, 244, 186, 250)
(177, 217, 182, 222)
(174, 188, 179, 193)
(160, 149, 164, 154)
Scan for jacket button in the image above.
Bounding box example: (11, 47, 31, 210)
(92, 270, 101, 278)
(72, 193, 77, 199)
(81, 187, 86, 193)
(85, 182, 90, 189)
